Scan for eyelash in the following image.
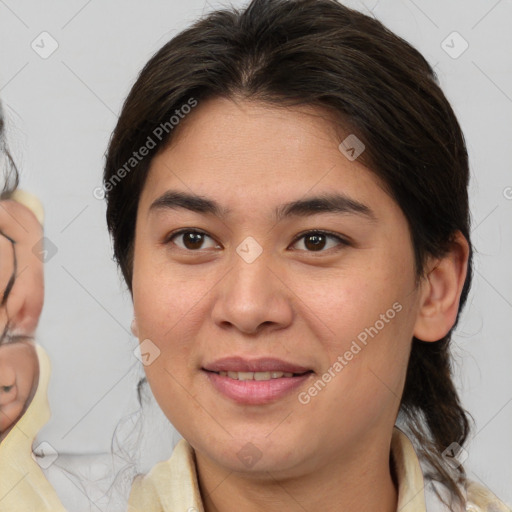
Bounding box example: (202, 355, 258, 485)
(164, 229, 350, 254)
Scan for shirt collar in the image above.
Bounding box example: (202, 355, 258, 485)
(132, 426, 428, 512)
(391, 426, 428, 511)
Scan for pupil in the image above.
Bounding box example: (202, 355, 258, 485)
(185, 232, 203, 249)
(305, 234, 325, 251)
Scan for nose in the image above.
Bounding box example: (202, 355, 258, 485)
(210, 249, 293, 335)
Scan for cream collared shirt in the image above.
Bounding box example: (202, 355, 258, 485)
(0, 192, 510, 512)
(127, 420, 508, 512)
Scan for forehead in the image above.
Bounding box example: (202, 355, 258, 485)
(139, 97, 396, 221)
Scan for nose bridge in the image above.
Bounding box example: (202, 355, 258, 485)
(232, 240, 272, 294)
(212, 238, 292, 333)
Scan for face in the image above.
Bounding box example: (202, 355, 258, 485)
(132, 97, 425, 477)
(0, 341, 39, 439)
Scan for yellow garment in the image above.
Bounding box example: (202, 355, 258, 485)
(127, 423, 510, 512)
(1, 191, 509, 512)
(0, 344, 66, 511)
(1, 189, 64, 510)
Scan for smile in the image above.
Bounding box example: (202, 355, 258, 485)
(203, 369, 314, 405)
(213, 370, 311, 381)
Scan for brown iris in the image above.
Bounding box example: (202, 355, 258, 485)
(303, 233, 327, 251)
(182, 231, 206, 250)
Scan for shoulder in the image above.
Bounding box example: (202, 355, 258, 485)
(424, 475, 512, 511)
(3, 188, 45, 226)
(465, 480, 512, 512)
(392, 427, 510, 512)
(128, 438, 203, 511)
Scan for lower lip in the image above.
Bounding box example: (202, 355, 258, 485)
(203, 370, 313, 405)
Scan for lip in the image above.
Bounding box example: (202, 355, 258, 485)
(203, 370, 313, 405)
(203, 356, 312, 374)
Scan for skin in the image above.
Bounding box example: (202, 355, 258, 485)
(131, 97, 469, 512)
(0, 340, 39, 441)
(0, 198, 43, 442)
(0, 198, 45, 335)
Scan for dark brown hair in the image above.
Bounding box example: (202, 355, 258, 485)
(103, 0, 473, 505)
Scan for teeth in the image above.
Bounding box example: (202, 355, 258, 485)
(217, 371, 295, 380)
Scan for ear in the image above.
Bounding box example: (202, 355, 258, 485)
(131, 317, 139, 337)
(413, 231, 470, 342)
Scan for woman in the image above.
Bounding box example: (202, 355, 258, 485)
(1, 0, 510, 510)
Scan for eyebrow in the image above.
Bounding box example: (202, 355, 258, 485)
(148, 190, 378, 223)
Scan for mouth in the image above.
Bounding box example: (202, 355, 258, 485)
(201, 368, 315, 405)
(202, 369, 314, 381)
(201, 356, 315, 404)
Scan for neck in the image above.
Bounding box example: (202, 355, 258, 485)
(195, 434, 398, 512)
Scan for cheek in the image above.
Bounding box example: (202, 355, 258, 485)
(291, 264, 413, 401)
(132, 260, 207, 407)
(290, 261, 406, 344)
(133, 248, 202, 337)
(142, 348, 209, 439)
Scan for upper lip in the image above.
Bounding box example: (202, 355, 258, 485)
(203, 357, 313, 374)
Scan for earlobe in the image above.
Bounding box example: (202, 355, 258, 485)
(413, 231, 469, 342)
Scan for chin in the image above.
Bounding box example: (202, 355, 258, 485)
(210, 435, 301, 473)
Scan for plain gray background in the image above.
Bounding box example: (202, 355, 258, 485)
(1, 0, 511, 507)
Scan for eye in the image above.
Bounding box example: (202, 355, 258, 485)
(165, 229, 220, 251)
(164, 229, 349, 253)
(290, 230, 350, 253)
